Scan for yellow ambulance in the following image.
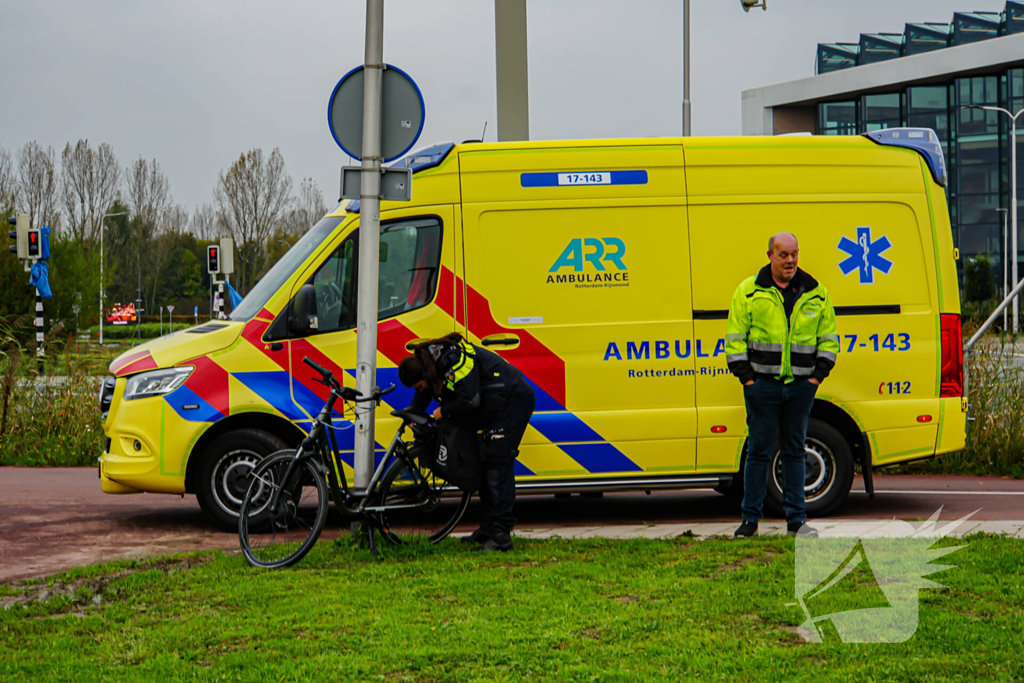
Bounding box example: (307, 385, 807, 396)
(99, 131, 966, 529)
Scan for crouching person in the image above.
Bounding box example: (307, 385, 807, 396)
(398, 333, 535, 552)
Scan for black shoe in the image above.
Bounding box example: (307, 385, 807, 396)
(733, 522, 758, 538)
(460, 527, 492, 544)
(472, 530, 513, 552)
(787, 522, 818, 538)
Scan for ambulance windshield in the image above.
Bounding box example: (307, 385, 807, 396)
(229, 215, 345, 322)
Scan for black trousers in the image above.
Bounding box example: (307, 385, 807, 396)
(478, 383, 535, 533)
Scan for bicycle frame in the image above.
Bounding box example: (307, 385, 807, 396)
(266, 385, 425, 520)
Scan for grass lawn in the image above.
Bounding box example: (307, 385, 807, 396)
(1, 535, 1021, 682)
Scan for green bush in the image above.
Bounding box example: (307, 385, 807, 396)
(899, 330, 1024, 478)
(90, 322, 188, 340)
(964, 255, 996, 303)
(0, 322, 103, 467)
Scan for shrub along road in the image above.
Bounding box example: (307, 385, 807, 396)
(2, 467, 1023, 582)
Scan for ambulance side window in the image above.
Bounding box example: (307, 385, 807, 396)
(309, 237, 357, 333)
(377, 218, 442, 319)
(304, 216, 442, 334)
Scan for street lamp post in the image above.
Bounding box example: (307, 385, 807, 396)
(99, 211, 128, 345)
(682, 1, 766, 136)
(998, 207, 1009, 331)
(963, 104, 1024, 334)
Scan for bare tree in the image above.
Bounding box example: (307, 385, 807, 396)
(190, 203, 220, 241)
(16, 142, 61, 232)
(213, 148, 293, 291)
(283, 177, 329, 235)
(123, 157, 170, 226)
(0, 146, 16, 213)
(61, 140, 121, 244)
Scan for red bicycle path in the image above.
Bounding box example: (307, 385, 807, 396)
(2, 467, 1021, 582)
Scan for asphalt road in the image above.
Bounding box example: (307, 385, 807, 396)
(2, 467, 1022, 582)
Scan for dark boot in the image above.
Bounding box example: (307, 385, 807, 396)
(460, 526, 492, 544)
(472, 529, 513, 552)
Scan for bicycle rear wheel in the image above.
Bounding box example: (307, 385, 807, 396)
(372, 457, 471, 546)
(239, 452, 328, 568)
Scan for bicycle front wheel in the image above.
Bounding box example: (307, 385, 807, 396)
(372, 458, 471, 546)
(239, 452, 328, 568)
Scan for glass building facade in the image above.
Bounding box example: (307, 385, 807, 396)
(812, 2, 1024, 290)
(819, 71, 1024, 290)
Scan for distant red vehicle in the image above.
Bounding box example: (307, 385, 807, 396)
(106, 303, 136, 326)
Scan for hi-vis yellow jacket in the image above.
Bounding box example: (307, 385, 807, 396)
(725, 266, 840, 384)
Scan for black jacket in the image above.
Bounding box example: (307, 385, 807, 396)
(410, 339, 527, 428)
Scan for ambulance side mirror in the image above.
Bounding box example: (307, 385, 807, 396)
(289, 284, 319, 336)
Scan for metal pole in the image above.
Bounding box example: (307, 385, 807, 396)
(100, 220, 104, 345)
(136, 267, 142, 341)
(494, 0, 530, 142)
(35, 288, 44, 374)
(98, 211, 127, 344)
(682, 0, 691, 137)
(1013, 115, 1019, 334)
(1000, 207, 1009, 331)
(354, 0, 385, 491)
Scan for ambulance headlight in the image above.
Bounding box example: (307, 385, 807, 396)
(123, 367, 193, 401)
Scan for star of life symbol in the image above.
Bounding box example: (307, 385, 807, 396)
(838, 226, 893, 284)
(788, 508, 974, 643)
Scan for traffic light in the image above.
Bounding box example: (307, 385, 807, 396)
(207, 245, 220, 274)
(7, 214, 29, 259)
(27, 229, 40, 258)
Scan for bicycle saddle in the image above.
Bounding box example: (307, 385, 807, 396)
(391, 409, 430, 426)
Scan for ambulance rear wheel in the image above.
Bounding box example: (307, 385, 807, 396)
(196, 429, 288, 531)
(766, 419, 854, 518)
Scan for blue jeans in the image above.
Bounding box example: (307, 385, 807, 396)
(741, 377, 818, 525)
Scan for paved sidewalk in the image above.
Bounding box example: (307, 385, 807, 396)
(506, 519, 1024, 540)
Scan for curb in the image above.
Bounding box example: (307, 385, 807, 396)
(496, 520, 1024, 540)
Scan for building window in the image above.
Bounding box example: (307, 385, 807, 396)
(816, 44, 859, 74)
(907, 86, 950, 158)
(859, 33, 903, 65)
(956, 75, 1003, 259)
(1008, 1, 1024, 35)
(819, 101, 858, 136)
(953, 11, 1001, 45)
(904, 23, 950, 55)
(861, 93, 903, 133)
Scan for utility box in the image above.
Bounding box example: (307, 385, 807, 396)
(218, 237, 235, 275)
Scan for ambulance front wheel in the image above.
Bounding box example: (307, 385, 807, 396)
(196, 429, 289, 531)
(766, 418, 854, 518)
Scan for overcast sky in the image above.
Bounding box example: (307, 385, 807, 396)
(0, 0, 1005, 212)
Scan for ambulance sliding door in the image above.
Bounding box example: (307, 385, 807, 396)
(459, 146, 696, 480)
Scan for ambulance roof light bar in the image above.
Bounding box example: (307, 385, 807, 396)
(347, 142, 456, 213)
(865, 127, 947, 188)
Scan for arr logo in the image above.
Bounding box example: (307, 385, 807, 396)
(547, 238, 630, 288)
(549, 238, 626, 272)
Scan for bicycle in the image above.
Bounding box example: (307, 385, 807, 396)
(238, 357, 472, 568)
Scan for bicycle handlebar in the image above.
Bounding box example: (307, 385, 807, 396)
(302, 356, 395, 405)
(303, 357, 330, 377)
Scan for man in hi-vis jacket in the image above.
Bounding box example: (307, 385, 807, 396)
(725, 232, 839, 538)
